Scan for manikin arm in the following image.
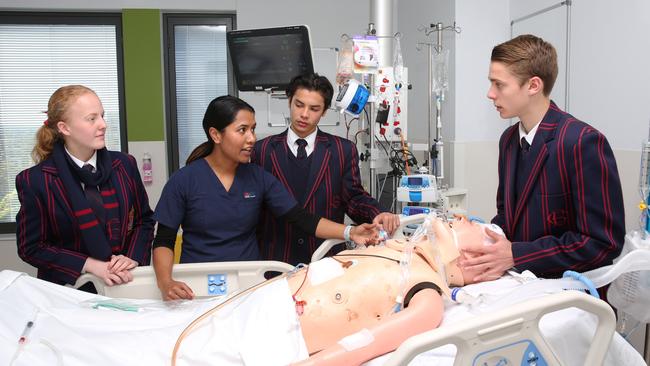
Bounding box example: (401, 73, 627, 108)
(292, 289, 444, 366)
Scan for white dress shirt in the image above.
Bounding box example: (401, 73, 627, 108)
(518, 120, 542, 147)
(287, 127, 318, 158)
(65, 146, 98, 189)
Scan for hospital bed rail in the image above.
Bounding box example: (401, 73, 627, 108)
(73, 260, 294, 299)
(382, 290, 616, 366)
(312, 213, 428, 262)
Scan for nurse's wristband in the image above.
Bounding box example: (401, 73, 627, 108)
(343, 225, 353, 242)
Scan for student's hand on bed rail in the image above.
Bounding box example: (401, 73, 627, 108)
(108, 254, 138, 274)
(83, 257, 134, 286)
(459, 229, 514, 282)
(372, 212, 400, 235)
(158, 278, 195, 301)
(350, 223, 381, 246)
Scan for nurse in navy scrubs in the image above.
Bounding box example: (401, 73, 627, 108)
(153, 96, 378, 300)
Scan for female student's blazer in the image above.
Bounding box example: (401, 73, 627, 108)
(15, 152, 155, 285)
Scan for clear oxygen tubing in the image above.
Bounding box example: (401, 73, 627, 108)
(392, 214, 446, 313)
(392, 230, 415, 313)
(410, 213, 447, 284)
(454, 249, 650, 311)
(391, 214, 432, 313)
(451, 276, 591, 313)
(428, 217, 447, 290)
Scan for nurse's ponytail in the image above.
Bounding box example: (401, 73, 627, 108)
(185, 95, 255, 165)
(186, 141, 213, 165)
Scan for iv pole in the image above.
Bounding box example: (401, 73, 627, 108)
(417, 22, 461, 184)
(369, 0, 394, 199)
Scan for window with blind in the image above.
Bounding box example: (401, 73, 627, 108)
(164, 14, 235, 172)
(0, 13, 125, 233)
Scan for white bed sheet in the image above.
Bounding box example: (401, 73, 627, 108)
(0, 270, 646, 366)
(0, 270, 225, 365)
(366, 276, 647, 366)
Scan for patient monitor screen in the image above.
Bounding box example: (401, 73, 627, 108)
(227, 25, 314, 92)
(408, 177, 423, 186)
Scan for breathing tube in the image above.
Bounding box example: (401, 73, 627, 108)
(392, 237, 414, 313)
(392, 213, 448, 313)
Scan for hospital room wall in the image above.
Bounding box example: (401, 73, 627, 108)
(449, 0, 510, 222)
(1, 0, 648, 269)
(565, 0, 650, 357)
(450, 0, 650, 232)
(396, 0, 456, 181)
(452, 2, 650, 356)
(234, 1, 370, 143)
(0, 0, 372, 274)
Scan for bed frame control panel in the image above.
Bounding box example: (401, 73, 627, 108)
(472, 339, 549, 366)
(207, 274, 227, 295)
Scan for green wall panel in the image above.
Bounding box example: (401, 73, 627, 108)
(122, 9, 164, 141)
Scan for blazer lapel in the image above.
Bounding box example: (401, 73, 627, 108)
(269, 131, 296, 197)
(302, 131, 331, 206)
(503, 129, 519, 235)
(42, 164, 76, 225)
(511, 141, 549, 232)
(41, 164, 82, 251)
(109, 158, 127, 233)
(510, 104, 560, 233)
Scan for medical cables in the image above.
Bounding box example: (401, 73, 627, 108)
(392, 215, 436, 313)
(170, 270, 291, 366)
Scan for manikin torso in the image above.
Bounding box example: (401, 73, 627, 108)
(287, 238, 457, 354)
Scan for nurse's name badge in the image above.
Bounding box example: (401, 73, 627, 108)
(243, 192, 256, 199)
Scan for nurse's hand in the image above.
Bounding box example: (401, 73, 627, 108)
(158, 279, 195, 301)
(372, 212, 400, 235)
(350, 223, 380, 245)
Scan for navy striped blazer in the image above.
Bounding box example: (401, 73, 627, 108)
(492, 102, 625, 277)
(253, 129, 383, 264)
(15, 152, 155, 285)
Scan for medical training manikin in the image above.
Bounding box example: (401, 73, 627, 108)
(173, 216, 495, 366)
(1, 216, 498, 366)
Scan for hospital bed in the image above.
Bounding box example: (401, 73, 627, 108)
(4, 215, 644, 366)
(383, 290, 615, 366)
(73, 260, 293, 299)
(310, 214, 648, 365)
(74, 214, 431, 298)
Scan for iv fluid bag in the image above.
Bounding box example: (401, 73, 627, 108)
(432, 48, 449, 98)
(393, 36, 404, 86)
(336, 38, 354, 86)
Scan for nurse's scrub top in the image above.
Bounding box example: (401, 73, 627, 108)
(154, 159, 297, 263)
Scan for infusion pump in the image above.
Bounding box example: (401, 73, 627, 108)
(397, 174, 438, 203)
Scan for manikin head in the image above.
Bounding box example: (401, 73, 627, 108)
(408, 216, 505, 287)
